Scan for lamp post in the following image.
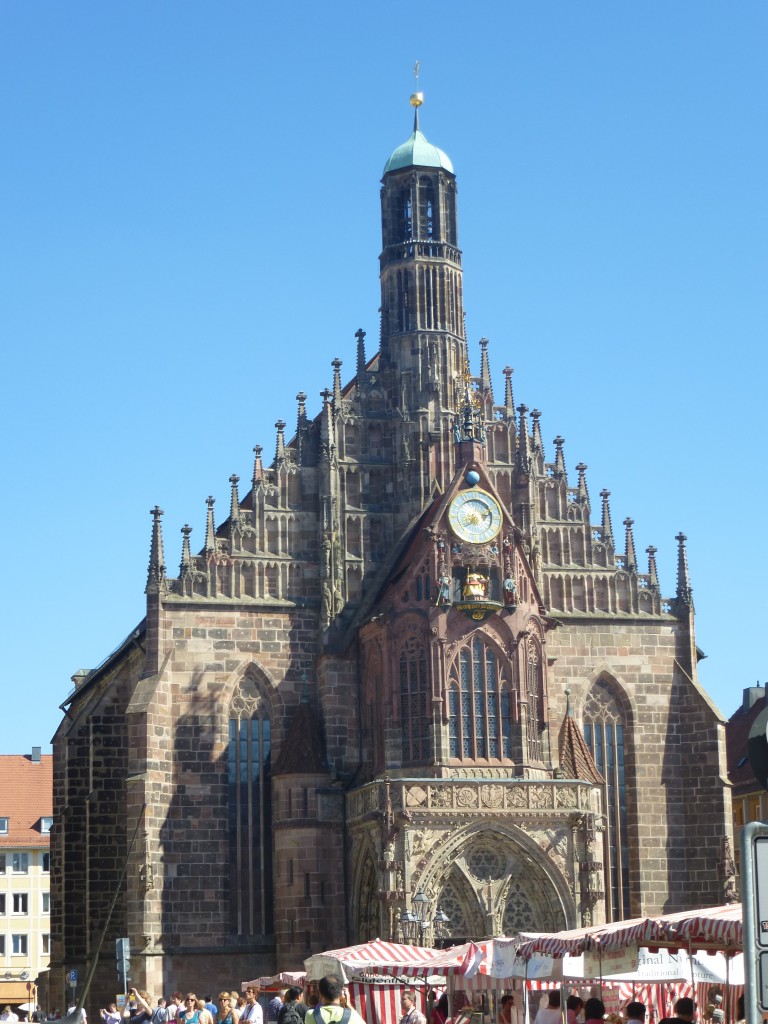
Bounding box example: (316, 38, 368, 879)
(400, 890, 450, 947)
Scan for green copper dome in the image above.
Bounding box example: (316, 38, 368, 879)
(383, 128, 454, 176)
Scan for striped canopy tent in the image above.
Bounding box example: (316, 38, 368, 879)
(242, 971, 308, 990)
(653, 903, 743, 953)
(304, 939, 451, 983)
(368, 941, 488, 979)
(517, 914, 651, 958)
(517, 904, 744, 960)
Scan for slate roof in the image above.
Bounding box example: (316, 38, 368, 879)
(0, 754, 53, 848)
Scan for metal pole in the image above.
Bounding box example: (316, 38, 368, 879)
(742, 820, 762, 1024)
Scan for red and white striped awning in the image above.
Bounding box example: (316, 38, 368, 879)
(373, 942, 487, 979)
(517, 904, 743, 960)
(656, 903, 743, 951)
(242, 971, 307, 990)
(304, 940, 451, 982)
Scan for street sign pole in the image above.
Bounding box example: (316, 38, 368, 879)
(741, 821, 768, 1024)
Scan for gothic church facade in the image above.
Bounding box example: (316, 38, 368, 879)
(51, 99, 734, 1008)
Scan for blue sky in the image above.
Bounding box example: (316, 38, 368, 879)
(2, 2, 765, 753)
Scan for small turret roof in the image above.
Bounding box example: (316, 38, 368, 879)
(383, 128, 454, 176)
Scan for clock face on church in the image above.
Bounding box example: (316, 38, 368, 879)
(448, 488, 502, 544)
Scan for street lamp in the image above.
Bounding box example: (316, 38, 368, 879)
(400, 890, 450, 946)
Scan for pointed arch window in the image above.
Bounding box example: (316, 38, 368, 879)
(419, 177, 437, 239)
(400, 636, 430, 763)
(448, 637, 514, 760)
(583, 679, 630, 919)
(228, 679, 273, 936)
(525, 639, 544, 763)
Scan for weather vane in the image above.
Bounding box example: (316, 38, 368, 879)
(411, 60, 423, 110)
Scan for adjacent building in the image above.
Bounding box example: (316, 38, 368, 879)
(52, 97, 734, 1011)
(0, 751, 52, 1010)
(725, 684, 767, 881)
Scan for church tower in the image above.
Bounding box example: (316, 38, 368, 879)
(378, 92, 468, 513)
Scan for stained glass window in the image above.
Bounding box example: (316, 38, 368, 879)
(448, 638, 514, 760)
(583, 679, 631, 919)
(228, 680, 272, 936)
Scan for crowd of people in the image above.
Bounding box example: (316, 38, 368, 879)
(0, 983, 750, 1024)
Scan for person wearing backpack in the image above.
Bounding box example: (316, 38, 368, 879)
(277, 991, 305, 1024)
(151, 1000, 169, 1024)
(304, 979, 364, 1024)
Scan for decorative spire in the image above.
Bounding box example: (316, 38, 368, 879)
(674, 532, 694, 611)
(553, 436, 566, 479)
(575, 463, 589, 505)
(320, 388, 335, 457)
(252, 445, 264, 488)
(229, 474, 241, 522)
(204, 496, 216, 554)
(516, 404, 530, 472)
(623, 517, 637, 572)
(453, 359, 486, 446)
(355, 328, 367, 379)
(295, 393, 308, 466)
(646, 545, 659, 590)
(331, 357, 343, 406)
(146, 506, 166, 594)
(275, 420, 286, 467)
(600, 489, 614, 545)
(479, 337, 493, 399)
(179, 524, 192, 578)
(531, 409, 543, 457)
(410, 61, 423, 131)
(503, 366, 515, 423)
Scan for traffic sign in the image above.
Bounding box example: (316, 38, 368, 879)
(66, 970, 77, 985)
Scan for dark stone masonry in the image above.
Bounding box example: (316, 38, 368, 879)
(51, 97, 733, 1011)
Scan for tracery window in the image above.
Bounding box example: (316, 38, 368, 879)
(228, 677, 273, 936)
(448, 638, 514, 760)
(400, 637, 431, 763)
(526, 639, 544, 762)
(583, 678, 630, 920)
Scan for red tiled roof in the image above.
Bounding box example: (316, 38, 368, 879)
(272, 703, 328, 776)
(727, 695, 766, 793)
(558, 714, 604, 785)
(0, 755, 52, 848)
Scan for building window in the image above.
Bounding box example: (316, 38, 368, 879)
(228, 680, 273, 937)
(750, 796, 762, 821)
(42, 853, 50, 873)
(41, 934, 50, 955)
(12, 894, 28, 914)
(0, 856, 5, 875)
(584, 678, 631, 920)
(40, 817, 53, 834)
(42, 893, 50, 914)
(448, 638, 514, 760)
(734, 803, 745, 828)
(0, 818, 8, 834)
(12, 934, 27, 955)
(0, 895, 5, 914)
(12, 853, 29, 874)
(400, 636, 431, 763)
(0, 937, 4, 955)
(525, 640, 544, 762)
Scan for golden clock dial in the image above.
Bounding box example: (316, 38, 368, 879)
(448, 488, 502, 544)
